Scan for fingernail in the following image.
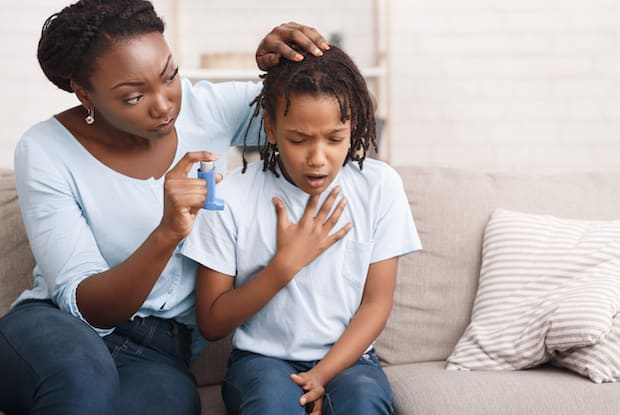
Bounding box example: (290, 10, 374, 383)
(295, 53, 304, 61)
(322, 42, 330, 50)
(314, 48, 323, 56)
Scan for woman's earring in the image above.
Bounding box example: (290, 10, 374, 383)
(85, 108, 95, 125)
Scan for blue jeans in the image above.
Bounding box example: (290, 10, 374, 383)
(0, 300, 200, 415)
(222, 348, 393, 415)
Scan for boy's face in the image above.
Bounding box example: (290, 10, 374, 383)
(265, 93, 351, 195)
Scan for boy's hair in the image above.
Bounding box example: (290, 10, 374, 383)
(243, 45, 377, 176)
(38, 0, 164, 93)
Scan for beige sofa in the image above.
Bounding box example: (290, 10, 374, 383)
(2, 166, 620, 414)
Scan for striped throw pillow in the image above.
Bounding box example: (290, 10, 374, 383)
(446, 208, 620, 383)
(553, 316, 620, 383)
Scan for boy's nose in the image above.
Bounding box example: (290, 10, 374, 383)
(307, 148, 327, 167)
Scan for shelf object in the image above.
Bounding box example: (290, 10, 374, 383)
(181, 65, 386, 83)
(168, 0, 390, 160)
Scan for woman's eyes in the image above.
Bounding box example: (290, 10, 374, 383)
(122, 67, 179, 105)
(167, 67, 179, 82)
(125, 96, 143, 105)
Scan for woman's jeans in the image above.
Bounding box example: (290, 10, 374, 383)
(0, 300, 200, 415)
(222, 348, 394, 415)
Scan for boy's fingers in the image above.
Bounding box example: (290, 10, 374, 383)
(273, 197, 290, 227)
(315, 186, 341, 223)
(328, 222, 353, 245)
(301, 193, 320, 222)
(323, 197, 347, 228)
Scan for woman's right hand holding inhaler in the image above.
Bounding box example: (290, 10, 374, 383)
(271, 186, 352, 280)
(158, 151, 220, 242)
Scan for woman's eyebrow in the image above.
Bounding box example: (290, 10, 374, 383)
(110, 54, 172, 90)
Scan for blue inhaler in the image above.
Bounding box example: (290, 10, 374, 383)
(198, 161, 224, 210)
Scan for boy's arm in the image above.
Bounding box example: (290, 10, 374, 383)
(195, 187, 351, 340)
(291, 257, 398, 411)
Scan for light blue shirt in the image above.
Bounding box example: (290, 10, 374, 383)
(182, 159, 422, 361)
(13, 78, 263, 346)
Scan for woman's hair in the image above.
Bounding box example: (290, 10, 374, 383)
(38, 0, 164, 93)
(243, 45, 377, 176)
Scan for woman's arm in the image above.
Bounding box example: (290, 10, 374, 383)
(195, 187, 351, 340)
(291, 257, 399, 412)
(76, 151, 214, 328)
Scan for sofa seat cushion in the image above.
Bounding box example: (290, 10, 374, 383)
(385, 361, 620, 415)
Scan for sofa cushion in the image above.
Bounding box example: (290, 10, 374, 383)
(446, 208, 620, 381)
(376, 166, 620, 365)
(385, 361, 620, 415)
(0, 169, 34, 317)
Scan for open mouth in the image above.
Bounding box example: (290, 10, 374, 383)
(305, 174, 328, 188)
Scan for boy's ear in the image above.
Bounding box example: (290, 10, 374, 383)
(263, 112, 277, 145)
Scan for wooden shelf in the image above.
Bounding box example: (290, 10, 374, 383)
(181, 65, 386, 83)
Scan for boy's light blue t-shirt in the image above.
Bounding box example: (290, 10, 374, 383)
(13, 78, 263, 345)
(182, 159, 422, 361)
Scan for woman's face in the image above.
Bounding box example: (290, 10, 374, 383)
(265, 93, 351, 195)
(81, 32, 181, 141)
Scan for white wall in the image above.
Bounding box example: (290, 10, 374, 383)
(2, 0, 620, 173)
(389, 0, 620, 172)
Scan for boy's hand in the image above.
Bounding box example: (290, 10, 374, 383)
(256, 22, 330, 70)
(290, 372, 324, 415)
(272, 186, 352, 277)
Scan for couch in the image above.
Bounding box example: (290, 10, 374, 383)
(2, 166, 620, 414)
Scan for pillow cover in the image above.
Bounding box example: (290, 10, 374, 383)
(446, 208, 620, 383)
(553, 315, 620, 383)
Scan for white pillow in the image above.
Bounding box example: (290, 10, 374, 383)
(553, 315, 620, 383)
(446, 208, 620, 383)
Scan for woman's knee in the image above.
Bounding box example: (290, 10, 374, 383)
(0, 301, 119, 414)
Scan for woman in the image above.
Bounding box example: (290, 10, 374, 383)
(0, 1, 329, 414)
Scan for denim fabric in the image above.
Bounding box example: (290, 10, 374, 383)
(222, 348, 393, 415)
(0, 300, 199, 415)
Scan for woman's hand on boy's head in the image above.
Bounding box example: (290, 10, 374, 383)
(256, 22, 330, 71)
(290, 372, 324, 415)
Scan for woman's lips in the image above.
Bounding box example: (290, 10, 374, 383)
(152, 117, 175, 132)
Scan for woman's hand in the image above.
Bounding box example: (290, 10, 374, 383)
(271, 186, 351, 278)
(256, 22, 330, 70)
(159, 151, 219, 241)
(290, 371, 325, 415)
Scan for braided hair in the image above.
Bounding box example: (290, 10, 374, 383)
(38, 0, 164, 93)
(243, 45, 377, 176)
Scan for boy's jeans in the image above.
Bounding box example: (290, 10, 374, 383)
(223, 348, 394, 415)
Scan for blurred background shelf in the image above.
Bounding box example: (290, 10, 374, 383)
(181, 65, 387, 83)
